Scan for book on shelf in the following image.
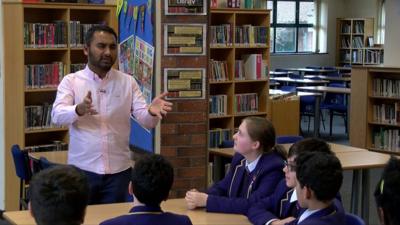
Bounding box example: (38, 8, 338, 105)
(24, 103, 63, 130)
(25, 62, 65, 89)
(69, 22, 104, 48)
(24, 21, 67, 48)
(341, 22, 351, 33)
(372, 127, 400, 152)
(210, 60, 229, 81)
(209, 94, 228, 116)
(25, 141, 68, 152)
(353, 21, 364, 33)
(242, 54, 267, 80)
(210, 24, 232, 46)
(235, 25, 268, 46)
(208, 128, 232, 148)
(373, 78, 400, 97)
(234, 93, 259, 113)
(373, 103, 400, 124)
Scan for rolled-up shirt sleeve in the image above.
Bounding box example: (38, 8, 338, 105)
(51, 75, 79, 126)
(130, 77, 159, 129)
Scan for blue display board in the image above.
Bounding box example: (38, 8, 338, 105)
(119, 0, 154, 154)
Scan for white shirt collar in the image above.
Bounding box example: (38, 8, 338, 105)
(290, 189, 297, 203)
(298, 208, 321, 224)
(245, 154, 262, 173)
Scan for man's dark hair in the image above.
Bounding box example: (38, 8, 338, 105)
(85, 24, 118, 46)
(288, 138, 333, 158)
(131, 154, 174, 206)
(30, 165, 89, 225)
(296, 152, 343, 202)
(374, 157, 400, 225)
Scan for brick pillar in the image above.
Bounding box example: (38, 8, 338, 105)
(160, 4, 209, 198)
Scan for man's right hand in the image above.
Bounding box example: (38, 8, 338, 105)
(76, 91, 98, 116)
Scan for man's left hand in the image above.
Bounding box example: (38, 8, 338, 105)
(148, 92, 173, 119)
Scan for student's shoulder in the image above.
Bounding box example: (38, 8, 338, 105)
(99, 214, 133, 225)
(259, 152, 285, 169)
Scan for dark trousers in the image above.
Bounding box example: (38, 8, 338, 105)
(82, 168, 132, 205)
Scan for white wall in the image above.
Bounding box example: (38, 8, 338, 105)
(342, 0, 378, 18)
(0, 1, 6, 210)
(383, 0, 400, 66)
(270, 0, 345, 69)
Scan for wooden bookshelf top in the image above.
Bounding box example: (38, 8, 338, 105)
(368, 148, 400, 156)
(368, 121, 400, 128)
(353, 65, 400, 70)
(25, 127, 68, 134)
(369, 95, 400, 100)
(25, 88, 57, 92)
(4, 1, 116, 9)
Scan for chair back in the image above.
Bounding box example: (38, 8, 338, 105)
(11, 145, 31, 180)
(276, 136, 304, 144)
(219, 140, 234, 148)
(323, 83, 346, 106)
(345, 213, 365, 225)
(280, 85, 296, 92)
(39, 157, 57, 170)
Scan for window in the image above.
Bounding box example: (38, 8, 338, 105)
(267, 0, 317, 53)
(377, 0, 385, 44)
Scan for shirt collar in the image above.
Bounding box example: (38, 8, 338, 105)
(245, 154, 262, 173)
(129, 205, 163, 213)
(298, 208, 321, 224)
(84, 65, 111, 81)
(290, 189, 297, 203)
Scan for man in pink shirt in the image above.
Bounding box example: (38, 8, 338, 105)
(51, 25, 172, 204)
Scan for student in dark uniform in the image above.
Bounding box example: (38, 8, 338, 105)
(374, 157, 400, 225)
(100, 154, 192, 225)
(247, 138, 339, 225)
(287, 152, 345, 225)
(29, 165, 90, 225)
(185, 116, 286, 214)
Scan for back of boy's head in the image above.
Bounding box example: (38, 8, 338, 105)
(288, 138, 333, 158)
(374, 157, 400, 225)
(29, 165, 89, 225)
(296, 152, 343, 202)
(131, 154, 174, 206)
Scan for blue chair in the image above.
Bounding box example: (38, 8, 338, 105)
(219, 140, 234, 148)
(320, 83, 348, 136)
(323, 66, 340, 77)
(345, 213, 365, 225)
(276, 136, 304, 144)
(39, 157, 57, 170)
(280, 85, 296, 92)
(305, 66, 322, 75)
(11, 144, 31, 210)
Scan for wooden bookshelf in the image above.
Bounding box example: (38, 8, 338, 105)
(350, 66, 400, 156)
(336, 18, 383, 66)
(208, 8, 270, 148)
(3, 2, 116, 210)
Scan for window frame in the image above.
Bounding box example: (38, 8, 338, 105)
(269, 0, 317, 54)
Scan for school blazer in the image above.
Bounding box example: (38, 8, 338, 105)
(247, 179, 344, 225)
(247, 179, 299, 225)
(206, 152, 285, 214)
(286, 203, 345, 225)
(99, 205, 193, 225)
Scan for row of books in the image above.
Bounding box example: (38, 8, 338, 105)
(24, 22, 67, 48)
(208, 128, 231, 148)
(373, 103, 400, 124)
(372, 128, 400, 152)
(352, 36, 364, 48)
(25, 62, 65, 89)
(243, 0, 267, 9)
(365, 49, 384, 64)
(373, 78, 400, 97)
(209, 94, 228, 116)
(210, 24, 232, 46)
(25, 104, 61, 130)
(234, 93, 258, 113)
(235, 25, 268, 46)
(25, 141, 68, 152)
(70, 63, 86, 73)
(351, 49, 363, 64)
(353, 21, 365, 33)
(210, 60, 229, 82)
(340, 37, 351, 48)
(341, 22, 351, 33)
(235, 54, 267, 80)
(69, 21, 103, 48)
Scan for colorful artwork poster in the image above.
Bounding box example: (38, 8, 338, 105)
(134, 36, 154, 104)
(118, 35, 135, 75)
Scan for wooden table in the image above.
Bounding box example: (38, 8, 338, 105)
(209, 144, 390, 222)
(270, 77, 330, 85)
(304, 75, 351, 82)
(28, 151, 68, 165)
(285, 68, 338, 77)
(4, 198, 250, 225)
